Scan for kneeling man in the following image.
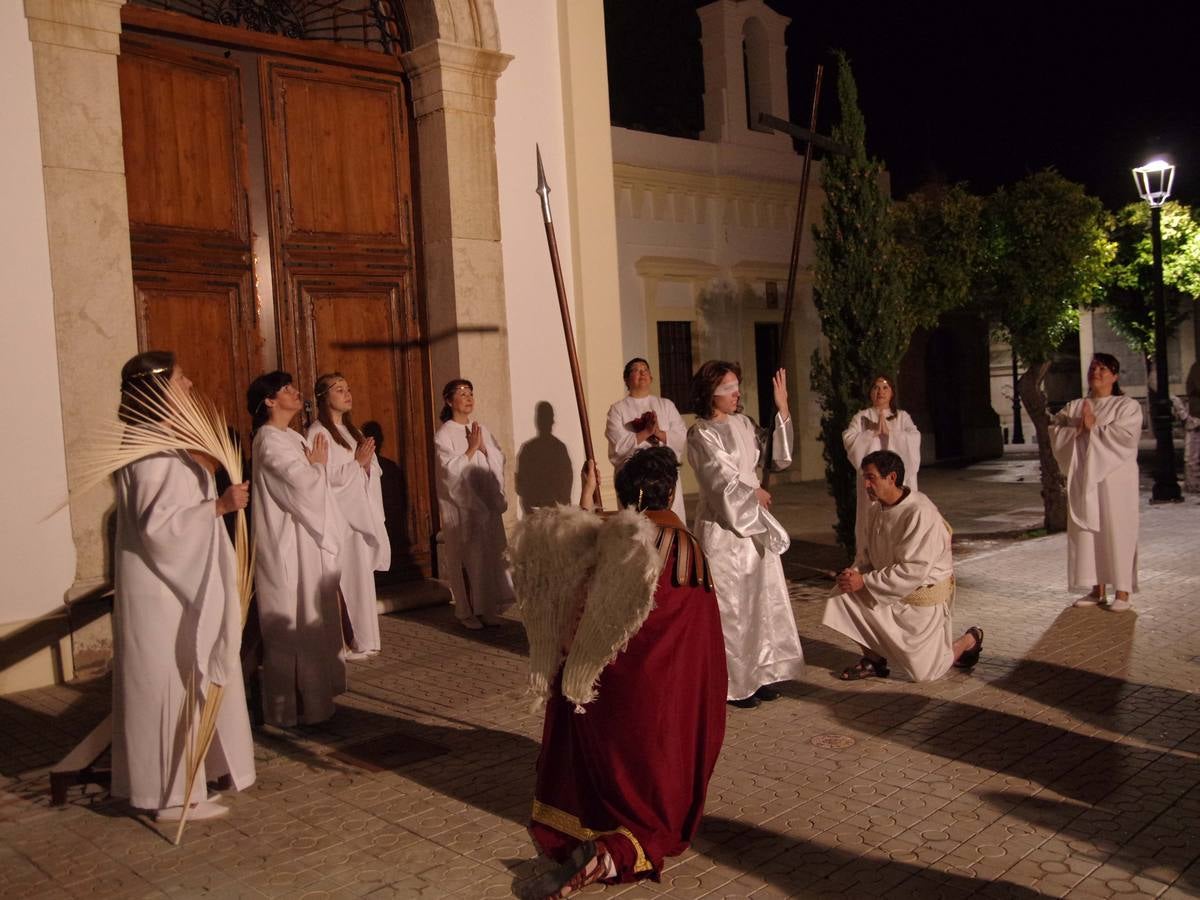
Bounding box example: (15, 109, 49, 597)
(824, 450, 983, 681)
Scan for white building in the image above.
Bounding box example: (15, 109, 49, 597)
(1, 0, 821, 693)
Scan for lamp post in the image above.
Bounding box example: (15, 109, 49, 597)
(1132, 159, 1182, 503)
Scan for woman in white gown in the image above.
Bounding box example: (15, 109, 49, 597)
(248, 371, 345, 727)
(307, 373, 390, 658)
(433, 378, 515, 630)
(842, 375, 921, 552)
(605, 357, 688, 521)
(111, 351, 255, 822)
(687, 361, 804, 709)
(1049, 353, 1143, 612)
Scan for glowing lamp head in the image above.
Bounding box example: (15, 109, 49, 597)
(1132, 159, 1175, 208)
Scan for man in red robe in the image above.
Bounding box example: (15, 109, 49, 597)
(509, 449, 727, 896)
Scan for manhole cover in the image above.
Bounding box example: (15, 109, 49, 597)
(330, 734, 448, 772)
(810, 733, 856, 750)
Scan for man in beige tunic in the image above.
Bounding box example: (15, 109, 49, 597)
(823, 450, 983, 681)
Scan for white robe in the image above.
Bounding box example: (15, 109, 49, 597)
(252, 425, 345, 727)
(822, 489, 955, 682)
(687, 412, 804, 700)
(434, 419, 515, 619)
(112, 451, 255, 810)
(843, 408, 921, 549)
(605, 394, 688, 521)
(1050, 395, 1142, 594)
(306, 421, 390, 654)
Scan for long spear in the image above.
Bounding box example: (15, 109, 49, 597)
(762, 64, 825, 489)
(536, 146, 602, 509)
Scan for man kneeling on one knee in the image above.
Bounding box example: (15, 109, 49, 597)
(823, 450, 983, 681)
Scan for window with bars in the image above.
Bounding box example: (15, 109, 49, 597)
(656, 320, 694, 414)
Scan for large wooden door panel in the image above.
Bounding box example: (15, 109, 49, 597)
(262, 56, 432, 577)
(134, 271, 256, 440)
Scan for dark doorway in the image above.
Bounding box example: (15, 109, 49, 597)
(755, 322, 781, 427)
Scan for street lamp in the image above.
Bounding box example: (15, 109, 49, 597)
(1132, 158, 1182, 502)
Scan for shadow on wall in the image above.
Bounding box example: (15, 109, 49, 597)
(515, 402, 573, 515)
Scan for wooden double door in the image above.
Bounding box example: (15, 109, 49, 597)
(118, 33, 434, 578)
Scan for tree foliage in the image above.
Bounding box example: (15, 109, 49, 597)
(893, 183, 985, 324)
(810, 52, 908, 555)
(1099, 200, 1200, 357)
(976, 170, 1113, 531)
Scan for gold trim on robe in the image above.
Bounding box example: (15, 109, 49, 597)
(530, 800, 653, 874)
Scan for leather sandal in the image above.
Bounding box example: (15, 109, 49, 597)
(840, 656, 889, 680)
(954, 626, 984, 669)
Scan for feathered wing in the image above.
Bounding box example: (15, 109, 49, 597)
(561, 510, 660, 709)
(509, 505, 601, 704)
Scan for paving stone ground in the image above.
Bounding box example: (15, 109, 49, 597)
(1, 457, 1198, 899)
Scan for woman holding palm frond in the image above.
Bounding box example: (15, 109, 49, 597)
(248, 371, 346, 727)
(111, 351, 256, 822)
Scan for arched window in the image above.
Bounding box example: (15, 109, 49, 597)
(130, 0, 411, 55)
(741, 16, 770, 132)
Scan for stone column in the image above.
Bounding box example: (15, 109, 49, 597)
(25, 0, 138, 650)
(402, 40, 516, 494)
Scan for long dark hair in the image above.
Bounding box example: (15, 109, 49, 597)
(1090, 353, 1124, 396)
(314, 372, 364, 451)
(119, 350, 175, 424)
(615, 447, 679, 511)
(439, 378, 473, 423)
(690, 360, 741, 420)
(246, 370, 293, 432)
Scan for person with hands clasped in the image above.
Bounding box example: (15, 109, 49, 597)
(687, 362, 804, 709)
(1049, 353, 1143, 612)
(434, 378, 515, 630)
(248, 371, 346, 727)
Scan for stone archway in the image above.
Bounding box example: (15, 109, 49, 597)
(24, 0, 512, 666)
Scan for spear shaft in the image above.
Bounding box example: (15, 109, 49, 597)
(763, 64, 825, 489)
(536, 146, 602, 508)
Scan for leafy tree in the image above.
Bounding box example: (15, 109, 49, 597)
(1099, 201, 1200, 375)
(977, 170, 1114, 532)
(811, 55, 972, 555)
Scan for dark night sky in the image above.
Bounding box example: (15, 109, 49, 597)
(604, 0, 1199, 209)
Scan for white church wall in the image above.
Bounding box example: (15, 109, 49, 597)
(0, 8, 77, 690)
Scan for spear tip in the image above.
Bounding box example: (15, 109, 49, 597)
(535, 145, 552, 223)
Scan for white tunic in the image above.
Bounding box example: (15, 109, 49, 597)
(1050, 395, 1143, 593)
(605, 394, 688, 521)
(306, 421, 390, 654)
(434, 419, 515, 619)
(843, 408, 921, 549)
(252, 425, 345, 727)
(822, 489, 955, 682)
(687, 412, 804, 700)
(112, 451, 255, 810)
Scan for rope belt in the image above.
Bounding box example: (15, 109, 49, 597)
(902, 575, 955, 607)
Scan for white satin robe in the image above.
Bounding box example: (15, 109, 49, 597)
(434, 419, 515, 619)
(687, 412, 804, 700)
(252, 425, 345, 727)
(823, 489, 955, 682)
(1050, 395, 1143, 594)
(843, 408, 921, 549)
(605, 394, 688, 521)
(112, 451, 255, 810)
(306, 421, 390, 654)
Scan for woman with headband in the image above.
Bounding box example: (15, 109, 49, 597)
(111, 351, 254, 821)
(686, 361, 803, 709)
(842, 375, 922, 552)
(433, 378, 514, 630)
(247, 371, 345, 726)
(307, 373, 390, 658)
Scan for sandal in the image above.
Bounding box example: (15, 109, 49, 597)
(523, 840, 606, 900)
(840, 656, 889, 680)
(954, 626, 984, 669)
